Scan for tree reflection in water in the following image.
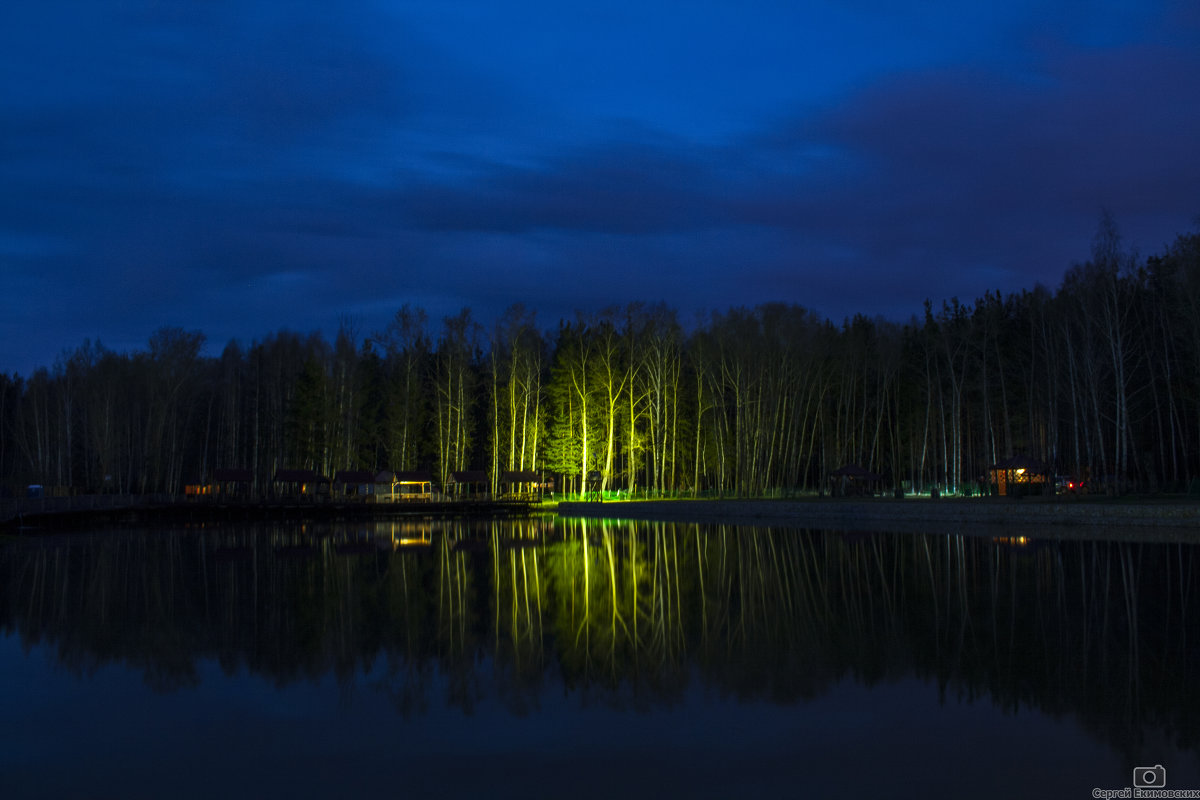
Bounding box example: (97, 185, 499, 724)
(1, 520, 1197, 761)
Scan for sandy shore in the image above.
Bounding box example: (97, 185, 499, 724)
(555, 498, 1200, 541)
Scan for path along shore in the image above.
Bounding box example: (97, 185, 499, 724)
(555, 497, 1200, 542)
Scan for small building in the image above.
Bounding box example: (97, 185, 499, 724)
(499, 470, 541, 500)
(186, 469, 253, 500)
(448, 470, 488, 500)
(989, 455, 1051, 497)
(333, 470, 376, 499)
(586, 470, 604, 497)
(184, 482, 212, 498)
(374, 470, 434, 502)
(273, 469, 325, 498)
(213, 468, 254, 498)
(373, 470, 395, 500)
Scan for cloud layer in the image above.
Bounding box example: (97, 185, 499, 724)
(2, 0, 1198, 374)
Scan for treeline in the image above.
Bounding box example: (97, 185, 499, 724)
(3, 217, 1200, 496)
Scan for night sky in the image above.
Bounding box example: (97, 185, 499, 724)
(3, 1, 1199, 376)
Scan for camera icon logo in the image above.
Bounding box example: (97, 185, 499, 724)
(1134, 764, 1167, 788)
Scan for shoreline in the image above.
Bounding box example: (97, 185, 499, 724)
(555, 498, 1200, 541)
(5, 494, 1199, 543)
(0, 497, 535, 532)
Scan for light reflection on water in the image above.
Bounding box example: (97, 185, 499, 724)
(2, 518, 1199, 798)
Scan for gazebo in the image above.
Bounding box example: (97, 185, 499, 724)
(448, 470, 488, 500)
(391, 471, 434, 502)
(499, 470, 541, 500)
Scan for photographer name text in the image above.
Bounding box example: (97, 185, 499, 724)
(1094, 790, 1200, 798)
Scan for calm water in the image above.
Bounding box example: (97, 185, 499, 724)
(2, 517, 1199, 798)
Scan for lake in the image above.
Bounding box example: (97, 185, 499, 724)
(2, 517, 1198, 798)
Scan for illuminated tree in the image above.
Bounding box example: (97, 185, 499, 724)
(637, 303, 683, 494)
(486, 304, 546, 491)
(433, 309, 481, 487)
(591, 311, 629, 494)
(544, 321, 605, 496)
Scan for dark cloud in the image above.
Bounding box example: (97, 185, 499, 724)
(367, 32, 1200, 325)
(730, 38, 1200, 298)
(396, 142, 720, 235)
(2, 1, 1198, 374)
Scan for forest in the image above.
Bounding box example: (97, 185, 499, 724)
(3, 217, 1200, 498)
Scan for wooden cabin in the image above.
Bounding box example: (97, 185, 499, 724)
(273, 469, 325, 498)
(333, 470, 376, 499)
(213, 468, 254, 498)
(989, 455, 1051, 497)
(186, 468, 253, 499)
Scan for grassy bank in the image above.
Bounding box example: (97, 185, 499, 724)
(555, 496, 1200, 540)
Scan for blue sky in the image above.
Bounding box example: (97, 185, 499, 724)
(2, 0, 1198, 375)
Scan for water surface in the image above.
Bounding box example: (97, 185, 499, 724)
(2, 518, 1198, 798)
